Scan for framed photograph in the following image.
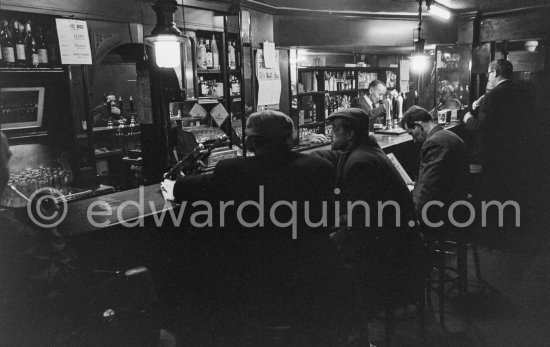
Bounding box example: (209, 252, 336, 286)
(0, 87, 45, 130)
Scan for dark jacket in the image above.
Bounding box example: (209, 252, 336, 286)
(313, 136, 415, 233)
(350, 96, 386, 132)
(413, 126, 469, 223)
(477, 79, 533, 200)
(173, 151, 354, 334)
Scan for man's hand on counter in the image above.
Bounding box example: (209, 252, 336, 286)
(161, 179, 176, 201)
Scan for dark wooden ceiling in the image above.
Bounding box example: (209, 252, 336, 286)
(245, 0, 550, 14)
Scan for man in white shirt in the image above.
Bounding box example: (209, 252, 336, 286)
(350, 80, 389, 132)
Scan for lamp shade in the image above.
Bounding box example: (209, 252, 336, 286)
(147, 35, 184, 68)
(410, 53, 429, 73)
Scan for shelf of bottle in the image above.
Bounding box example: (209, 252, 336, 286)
(298, 66, 398, 72)
(0, 67, 63, 72)
(197, 69, 222, 74)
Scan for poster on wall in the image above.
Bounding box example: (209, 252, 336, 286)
(55, 18, 92, 65)
(255, 47, 281, 109)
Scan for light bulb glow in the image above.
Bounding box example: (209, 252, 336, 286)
(410, 54, 429, 73)
(429, 4, 451, 20)
(154, 41, 181, 68)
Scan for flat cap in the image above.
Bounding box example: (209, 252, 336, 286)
(246, 110, 294, 138)
(327, 108, 370, 134)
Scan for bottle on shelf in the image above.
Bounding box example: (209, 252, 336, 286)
(1, 19, 15, 67)
(230, 75, 240, 96)
(199, 76, 208, 97)
(46, 27, 59, 67)
(228, 40, 236, 69)
(12, 20, 26, 67)
(36, 26, 48, 67)
(24, 20, 39, 68)
(205, 39, 213, 69)
(211, 35, 219, 70)
(196, 38, 205, 70)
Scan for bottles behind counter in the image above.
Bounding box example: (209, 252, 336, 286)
(0, 16, 58, 68)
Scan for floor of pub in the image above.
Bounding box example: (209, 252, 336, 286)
(153, 216, 550, 347)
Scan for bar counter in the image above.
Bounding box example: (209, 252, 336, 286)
(59, 122, 462, 236)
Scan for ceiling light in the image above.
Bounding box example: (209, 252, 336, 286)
(145, 0, 187, 68)
(428, 4, 451, 20)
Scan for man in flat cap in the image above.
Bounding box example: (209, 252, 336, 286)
(162, 110, 355, 344)
(312, 108, 416, 248)
(312, 108, 421, 344)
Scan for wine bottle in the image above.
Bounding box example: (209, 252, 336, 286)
(36, 26, 48, 66)
(24, 21, 39, 68)
(13, 20, 26, 67)
(0, 19, 15, 67)
(205, 39, 213, 69)
(211, 35, 219, 70)
(46, 27, 59, 66)
(129, 96, 134, 113)
(228, 40, 236, 69)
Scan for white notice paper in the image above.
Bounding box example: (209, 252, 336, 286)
(263, 41, 276, 68)
(55, 19, 92, 65)
(255, 49, 281, 109)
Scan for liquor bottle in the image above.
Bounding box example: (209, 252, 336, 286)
(24, 21, 39, 68)
(211, 35, 219, 70)
(228, 40, 236, 69)
(1, 19, 15, 67)
(205, 39, 213, 69)
(199, 76, 208, 97)
(196, 38, 205, 69)
(46, 27, 59, 66)
(12, 20, 26, 67)
(36, 26, 48, 66)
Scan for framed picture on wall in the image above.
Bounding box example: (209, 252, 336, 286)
(0, 87, 45, 130)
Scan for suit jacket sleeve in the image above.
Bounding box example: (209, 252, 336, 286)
(351, 97, 386, 120)
(413, 140, 448, 217)
(173, 172, 216, 204)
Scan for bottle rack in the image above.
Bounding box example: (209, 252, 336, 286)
(295, 66, 399, 147)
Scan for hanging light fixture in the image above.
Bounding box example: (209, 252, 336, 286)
(428, 3, 451, 20)
(409, 0, 430, 73)
(146, 0, 187, 68)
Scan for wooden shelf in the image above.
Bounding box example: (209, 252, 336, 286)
(228, 69, 241, 74)
(0, 67, 63, 72)
(297, 91, 323, 96)
(197, 69, 222, 74)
